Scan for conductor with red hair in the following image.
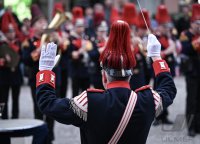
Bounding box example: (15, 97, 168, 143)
(35, 20, 176, 144)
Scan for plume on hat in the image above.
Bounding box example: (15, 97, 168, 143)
(100, 20, 136, 72)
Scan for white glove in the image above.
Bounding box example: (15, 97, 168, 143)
(147, 34, 161, 57)
(39, 42, 60, 71)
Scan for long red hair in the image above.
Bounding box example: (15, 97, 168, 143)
(100, 20, 136, 69)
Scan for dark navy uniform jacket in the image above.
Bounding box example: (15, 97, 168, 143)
(180, 30, 200, 77)
(22, 37, 40, 86)
(0, 42, 23, 86)
(67, 34, 94, 79)
(36, 60, 176, 144)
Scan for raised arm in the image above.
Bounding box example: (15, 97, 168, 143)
(35, 42, 84, 127)
(147, 34, 177, 114)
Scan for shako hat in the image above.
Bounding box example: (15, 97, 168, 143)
(122, 3, 137, 26)
(191, 4, 200, 24)
(156, 5, 171, 25)
(0, 11, 23, 40)
(53, 2, 65, 16)
(137, 9, 151, 29)
(31, 4, 45, 26)
(72, 6, 84, 24)
(94, 11, 105, 27)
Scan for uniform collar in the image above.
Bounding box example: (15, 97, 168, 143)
(107, 81, 130, 89)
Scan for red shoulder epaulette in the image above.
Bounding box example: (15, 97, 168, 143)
(87, 88, 104, 93)
(135, 85, 151, 93)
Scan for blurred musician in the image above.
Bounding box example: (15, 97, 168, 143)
(180, 4, 200, 137)
(89, 21, 108, 89)
(153, 5, 176, 125)
(68, 17, 94, 97)
(51, 2, 70, 98)
(0, 11, 23, 119)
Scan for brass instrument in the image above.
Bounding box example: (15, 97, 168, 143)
(41, 12, 68, 44)
(31, 12, 69, 61)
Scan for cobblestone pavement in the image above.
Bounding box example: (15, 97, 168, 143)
(7, 76, 200, 144)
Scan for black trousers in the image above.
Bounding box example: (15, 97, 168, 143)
(30, 85, 55, 143)
(185, 76, 200, 132)
(0, 85, 20, 119)
(72, 77, 90, 98)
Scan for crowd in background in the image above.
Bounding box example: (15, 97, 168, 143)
(0, 0, 200, 143)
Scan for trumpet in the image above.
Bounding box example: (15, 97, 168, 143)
(31, 11, 69, 61)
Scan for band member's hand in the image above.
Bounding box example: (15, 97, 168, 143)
(192, 37, 200, 51)
(72, 51, 80, 59)
(39, 42, 60, 71)
(147, 34, 161, 57)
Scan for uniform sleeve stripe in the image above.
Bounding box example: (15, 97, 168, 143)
(79, 95, 87, 103)
(83, 101, 88, 106)
(152, 91, 160, 98)
(153, 94, 160, 102)
(81, 98, 87, 105)
(154, 98, 159, 103)
(77, 91, 87, 101)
